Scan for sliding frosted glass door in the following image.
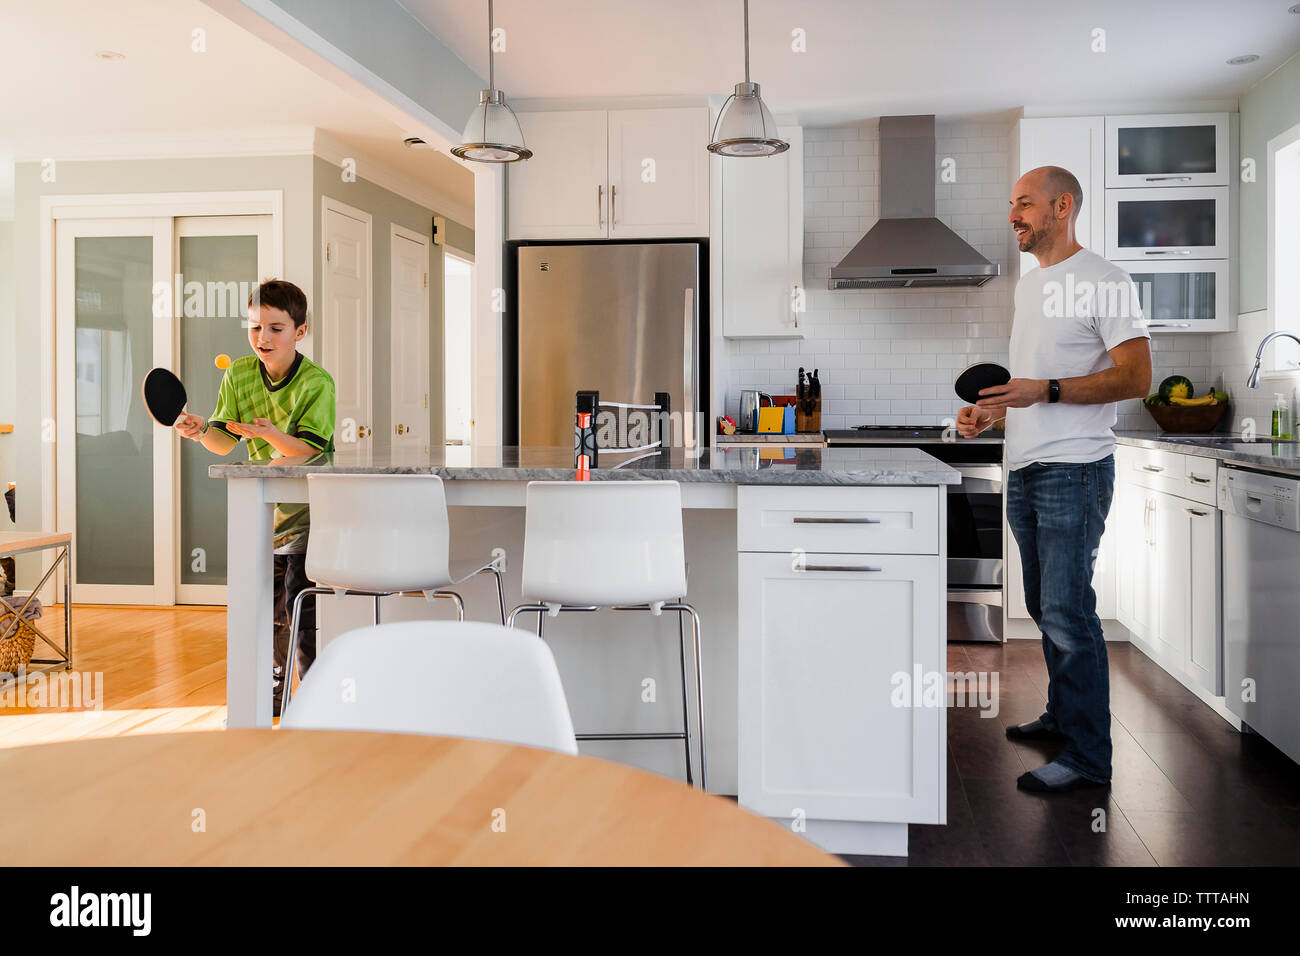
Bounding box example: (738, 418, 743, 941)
(56, 213, 274, 605)
(56, 218, 171, 604)
(176, 216, 272, 603)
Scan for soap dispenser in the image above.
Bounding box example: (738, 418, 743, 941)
(1272, 392, 1293, 440)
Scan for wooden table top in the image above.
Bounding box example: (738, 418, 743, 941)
(0, 730, 841, 866)
(0, 530, 72, 556)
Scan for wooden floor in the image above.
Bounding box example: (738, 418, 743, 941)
(0, 604, 227, 747)
(3, 606, 1298, 865)
(849, 639, 1300, 867)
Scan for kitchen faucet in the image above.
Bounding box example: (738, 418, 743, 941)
(1247, 330, 1300, 388)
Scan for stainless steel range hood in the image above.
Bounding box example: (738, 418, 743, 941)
(829, 114, 999, 290)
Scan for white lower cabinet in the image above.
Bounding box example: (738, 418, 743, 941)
(1114, 446, 1223, 697)
(736, 486, 946, 854)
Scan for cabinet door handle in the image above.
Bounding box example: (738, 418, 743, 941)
(802, 565, 883, 573)
(1188, 474, 1211, 484)
(1143, 249, 1192, 256)
(1186, 508, 1209, 517)
(597, 184, 604, 227)
(792, 517, 881, 524)
(1142, 464, 1165, 473)
(1144, 175, 1193, 183)
(611, 184, 617, 226)
(1146, 322, 1191, 329)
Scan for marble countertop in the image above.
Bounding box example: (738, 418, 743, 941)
(210, 445, 962, 485)
(715, 433, 826, 444)
(1115, 431, 1300, 472)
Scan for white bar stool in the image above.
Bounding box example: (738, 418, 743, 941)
(282, 474, 506, 716)
(506, 480, 706, 790)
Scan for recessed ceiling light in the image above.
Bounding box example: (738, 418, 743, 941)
(1226, 54, 1261, 65)
(94, 49, 126, 60)
(403, 136, 432, 149)
(1290, 3, 1300, 13)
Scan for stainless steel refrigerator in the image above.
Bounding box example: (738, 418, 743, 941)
(517, 243, 701, 449)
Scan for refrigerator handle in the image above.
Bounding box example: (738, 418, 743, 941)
(683, 287, 696, 453)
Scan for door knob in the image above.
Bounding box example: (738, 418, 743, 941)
(358, 425, 372, 439)
(396, 424, 407, 435)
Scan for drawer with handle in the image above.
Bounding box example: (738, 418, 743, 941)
(1117, 445, 1187, 496)
(737, 485, 939, 555)
(1182, 455, 1218, 507)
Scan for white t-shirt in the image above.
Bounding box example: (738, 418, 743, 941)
(1005, 248, 1149, 471)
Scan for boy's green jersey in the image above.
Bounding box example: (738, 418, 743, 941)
(209, 353, 336, 549)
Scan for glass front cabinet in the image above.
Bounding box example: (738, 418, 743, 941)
(1105, 113, 1230, 189)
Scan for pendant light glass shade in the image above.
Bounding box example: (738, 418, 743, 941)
(452, 89, 532, 163)
(708, 1, 788, 157)
(708, 81, 787, 156)
(451, 0, 531, 164)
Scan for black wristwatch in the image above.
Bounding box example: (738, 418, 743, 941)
(1047, 379, 1061, 404)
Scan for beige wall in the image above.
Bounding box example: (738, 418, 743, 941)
(312, 156, 473, 451)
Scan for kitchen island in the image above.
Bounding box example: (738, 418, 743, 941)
(212, 444, 960, 856)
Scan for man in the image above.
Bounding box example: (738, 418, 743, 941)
(957, 166, 1151, 793)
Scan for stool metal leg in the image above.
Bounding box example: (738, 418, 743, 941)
(665, 602, 706, 792)
(374, 594, 382, 625)
(676, 608, 694, 786)
(430, 591, 465, 621)
(283, 585, 332, 718)
(487, 566, 506, 625)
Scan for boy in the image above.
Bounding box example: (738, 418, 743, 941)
(174, 279, 336, 717)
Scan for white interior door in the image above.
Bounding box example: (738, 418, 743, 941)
(322, 198, 373, 457)
(390, 225, 430, 456)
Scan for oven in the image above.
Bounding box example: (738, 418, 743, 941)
(825, 426, 1005, 642)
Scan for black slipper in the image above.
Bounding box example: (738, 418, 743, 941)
(1016, 770, 1109, 793)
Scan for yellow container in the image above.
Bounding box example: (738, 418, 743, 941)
(757, 406, 785, 433)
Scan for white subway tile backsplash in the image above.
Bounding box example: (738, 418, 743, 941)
(720, 118, 1017, 425)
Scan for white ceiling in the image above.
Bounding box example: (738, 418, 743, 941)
(404, 0, 1300, 123)
(0, 0, 473, 216)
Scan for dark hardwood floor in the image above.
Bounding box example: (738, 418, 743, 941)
(844, 639, 1300, 867)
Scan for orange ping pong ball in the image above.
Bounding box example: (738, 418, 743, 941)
(215, 353, 232, 370)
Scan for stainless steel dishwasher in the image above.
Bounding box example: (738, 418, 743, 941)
(1219, 463, 1300, 764)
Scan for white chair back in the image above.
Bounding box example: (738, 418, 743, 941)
(280, 620, 578, 754)
(521, 480, 687, 606)
(305, 474, 451, 592)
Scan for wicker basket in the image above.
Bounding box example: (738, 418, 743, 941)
(1144, 402, 1229, 434)
(0, 604, 37, 674)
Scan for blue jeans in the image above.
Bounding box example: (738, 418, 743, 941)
(1005, 454, 1115, 782)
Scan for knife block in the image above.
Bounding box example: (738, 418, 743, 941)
(796, 397, 821, 433)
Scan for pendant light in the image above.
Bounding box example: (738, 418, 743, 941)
(708, 0, 788, 157)
(451, 0, 532, 163)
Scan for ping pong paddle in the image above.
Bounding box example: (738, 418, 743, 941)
(142, 368, 188, 426)
(954, 362, 1011, 405)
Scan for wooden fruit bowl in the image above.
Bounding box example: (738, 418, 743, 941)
(1144, 402, 1229, 434)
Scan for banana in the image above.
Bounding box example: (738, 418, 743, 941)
(1169, 395, 1218, 407)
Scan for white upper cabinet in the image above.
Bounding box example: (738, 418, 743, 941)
(508, 110, 608, 240)
(1015, 116, 1104, 277)
(608, 108, 710, 238)
(507, 107, 709, 241)
(720, 126, 804, 338)
(1105, 113, 1230, 189)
